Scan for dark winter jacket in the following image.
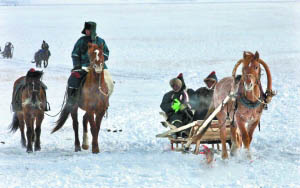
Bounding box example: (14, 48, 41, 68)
(160, 89, 193, 123)
(71, 36, 109, 68)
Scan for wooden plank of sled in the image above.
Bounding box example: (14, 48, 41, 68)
(160, 120, 177, 130)
(185, 94, 233, 148)
(156, 120, 200, 138)
(156, 119, 231, 138)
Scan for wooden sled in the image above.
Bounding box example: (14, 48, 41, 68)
(157, 118, 232, 153)
(157, 94, 236, 154)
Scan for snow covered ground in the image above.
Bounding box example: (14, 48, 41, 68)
(0, 1, 300, 187)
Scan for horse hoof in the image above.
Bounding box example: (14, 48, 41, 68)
(35, 146, 41, 151)
(92, 148, 100, 154)
(246, 150, 252, 160)
(82, 144, 89, 150)
(222, 152, 228, 160)
(27, 149, 33, 153)
(75, 146, 81, 152)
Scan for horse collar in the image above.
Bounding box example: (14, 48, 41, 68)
(238, 94, 262, 109)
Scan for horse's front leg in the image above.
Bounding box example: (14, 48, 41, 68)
(82, 113, 89, 150)
(230, 121, 241, 157)
(71, 107, 81, 152)
(248, 119, 260, 144)
(217, 112, 228, 159)
(94, 111, 105, 154)
(87, 112, 99, 154)
(24, 115, 34, 153)
(44, 60, 48, 68)
(236, 116, 252, 158)
(34, 113, 44, 151)
(88, 111, 105, 154)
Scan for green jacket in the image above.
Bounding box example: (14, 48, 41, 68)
(71, 36, 109, 68)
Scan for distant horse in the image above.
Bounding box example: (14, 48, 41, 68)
(9, 70, 46, 153)
(52, 43, 109, 153)
(212, 51, 274, 159)
(34, 49, 51, 68)
(1, 42, 14, 58)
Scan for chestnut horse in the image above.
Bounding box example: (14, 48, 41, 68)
(9, 70, 46, 153)
(212, 51, 274, 159)
(52, 43, 109, 153)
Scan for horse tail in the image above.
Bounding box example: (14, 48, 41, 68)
(9, 112, 19, 133)
(51, 103, 72, 133)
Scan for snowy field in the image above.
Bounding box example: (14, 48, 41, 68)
(0, 1, 300, 187)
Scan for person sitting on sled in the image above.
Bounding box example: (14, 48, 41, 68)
(203, 71, 218, 89)
(160, 76, 193, 138)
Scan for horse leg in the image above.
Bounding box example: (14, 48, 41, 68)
(82, 113, 89, 150)
(236, 117, 251, 158)
(17, 113, 26, 148)
(71, 108, 81, 152)
(88, 113, 98, 153)
(230, 121, 240, 156)
(217, 113, 228, 159)
(89, 111, 105, 154)
(24, 116, 34, 153)
(34, 113, 44, 151)
(248, 120, 260, 144)
(44, 60, 48, 68)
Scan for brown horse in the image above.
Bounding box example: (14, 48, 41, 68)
(212, 51, 274, 159)
(52, 43, 109, 153)
(9, 70, 46, 153)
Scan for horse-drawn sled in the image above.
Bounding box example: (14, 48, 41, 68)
(156, 51, 276, 161)
(156, 93, 235, 155)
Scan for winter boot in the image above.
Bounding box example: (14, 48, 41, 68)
(66, 87, 78, 106)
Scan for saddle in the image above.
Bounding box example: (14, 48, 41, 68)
(11, 79, 49, 112)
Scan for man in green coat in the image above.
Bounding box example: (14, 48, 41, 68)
(67, 21, 114, 105)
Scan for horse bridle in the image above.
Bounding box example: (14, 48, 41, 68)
(89, 49, 108, 97)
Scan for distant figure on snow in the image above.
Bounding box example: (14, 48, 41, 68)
(2, 42, 14, 58)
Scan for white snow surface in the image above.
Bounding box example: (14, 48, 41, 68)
(0, 1, 300, 187)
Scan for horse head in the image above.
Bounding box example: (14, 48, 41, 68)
(24, 69, 43, 108)
(88, 43, 104, 74)
(232, 51, 272, 100)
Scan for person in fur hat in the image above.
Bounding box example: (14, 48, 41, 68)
(66, 21, 114, 106)
(204, 71, 218, 89)
(160, 76, 193, 138)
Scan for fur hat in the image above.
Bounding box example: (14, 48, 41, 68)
(204, 71, 218, 89)
(176, 73, 186, 90)
(169, 78, 182, 92)
(26, 68, 43, 79)
(81, 21, 97, 41)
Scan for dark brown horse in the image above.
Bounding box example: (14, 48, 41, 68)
(52, 43, 109, 153)
(9, 70, 46, 153)
(212, 51, 274, 159)
(34, 49, 51, 68)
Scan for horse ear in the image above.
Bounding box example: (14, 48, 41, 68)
(243, 51, 247, 59)
(254, 51, 259, 60)
(88, 42, 93, 49)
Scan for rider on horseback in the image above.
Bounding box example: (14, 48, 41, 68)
(66, 21, 114, 106)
